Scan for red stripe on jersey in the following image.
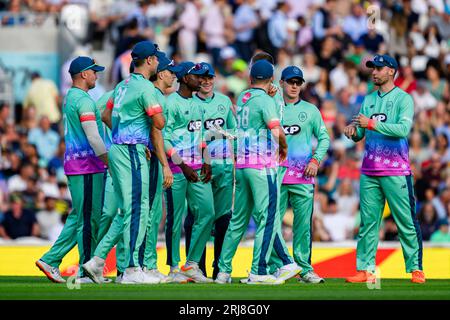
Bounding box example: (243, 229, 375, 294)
(146, 105, 162, 117)
(80, 114, 96, 122)
(267, 119, 281, 130)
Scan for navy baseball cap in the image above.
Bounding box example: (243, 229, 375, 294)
(157, 54, 183, 73)
(175, 61, 195, 80)
(69, 56, 105, 75)
(199, 62, 215, 77)
(366, 54, 398, 70)
(250, 60, 274, 80)
(131, 40, 165, 60)
(281, 66, 304, 81)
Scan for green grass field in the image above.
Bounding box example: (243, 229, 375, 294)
(0, 277, 449, 300)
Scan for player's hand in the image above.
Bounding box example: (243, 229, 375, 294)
(180, 163, 199, 182)
(278, 146, 288, 163)
(344, 124, 357, 139)
(352, 114, 370, 128)
(145, 147, 151, 161)
(304, 160, 319, 178)
(200, 163, 212, 183)
(268, 84, 277, 97)
(162, 165, 174, 189)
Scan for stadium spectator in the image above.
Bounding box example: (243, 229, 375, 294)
(267, 0, 290, 59)
(233, 0, 259, 62)
(322, 198, 354, 241)
(7, 161, 35, 193)
(430, 219, 450, 243)
(23, 72, 60, 127)
(27, 116, 60, 164)
(342, 3, 367, 42)
(418, 202, 439, 241)
(202, 0, 233, 68)
(0, 193, 40, 240)
(36, 195, 63, 242)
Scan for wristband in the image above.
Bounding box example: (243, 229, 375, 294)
(310, 158, 319, 166)
(367, 119, 376, 131)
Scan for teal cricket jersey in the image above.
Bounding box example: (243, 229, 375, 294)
(63, 87, 105, 175)
(235, 88, 281, 169)
(96, 90, 113, 151)
(163, 92, 204, 174)
(281, 99, 330, 184)
(193, 92, 236, 162)
(353, 86, 414, 176)
(109, 73, 162, 146)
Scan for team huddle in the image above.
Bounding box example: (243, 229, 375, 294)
(35, 40, 426, 285)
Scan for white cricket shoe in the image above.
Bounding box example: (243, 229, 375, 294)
(273, 263, 302, 281)
(76, 277, 94, 284)
(215, 272, 232, 284)
(168, 269, 192, 284)
(180, 264, 214, 283)
(144, 268, 172, 283)
(141, 267, 161, 284)
(35, 259, 66, 283)
(115, 273, 123, 284)
(247, 273, 285, 285)
(121, 267, 146, 285)
(82, 257, 105, 284)
(299, 271, 325, 284)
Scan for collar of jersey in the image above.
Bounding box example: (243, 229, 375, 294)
(155, 87, 164, 95)
(377, 86, 397, 98)
(176, 91, 192, 100)
(195, 92, 215, 102)
(285, 99, 302, 106)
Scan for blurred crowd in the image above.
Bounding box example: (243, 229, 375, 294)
(0, 0, 449, 244)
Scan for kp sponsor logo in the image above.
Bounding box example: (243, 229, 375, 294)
(370, 113, 387, 122)
(204, 118, 225, 130)
(187, 120, 202, 132)
(283, 125, 301, 135)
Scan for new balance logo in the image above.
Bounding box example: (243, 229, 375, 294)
(401, 184, 407, 189)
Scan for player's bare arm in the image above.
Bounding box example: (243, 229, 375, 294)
(101, 106, 113, 130)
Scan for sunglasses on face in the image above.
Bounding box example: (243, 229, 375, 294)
(286, 79, 303, 86)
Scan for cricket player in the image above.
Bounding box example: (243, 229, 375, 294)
(82, 41, 166, 284)
(269, 66, 330, 283)
(36, 56, 108, 283)
(344, 54, 425, 284)
(215, 60, 288, 285)
(183, 62, 237, 279)
(138, 54, 181, 282)
(163, 62, 215, 283)
(235, 52, 300, 284)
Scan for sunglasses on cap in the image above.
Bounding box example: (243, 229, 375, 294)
(372, 54, 396, 69)
(187, 63, 203, 74)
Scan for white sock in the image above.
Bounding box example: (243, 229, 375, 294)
(93, 256, 105, 265)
